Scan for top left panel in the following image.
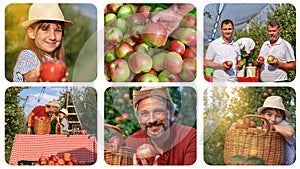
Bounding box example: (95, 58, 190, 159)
(5, 3, 97, 82)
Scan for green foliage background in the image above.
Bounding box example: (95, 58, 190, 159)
(5, 4, 97, 82)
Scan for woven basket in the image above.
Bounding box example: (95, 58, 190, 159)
(34, 119, 51, 135)
(104, 124, 135, 165)
(224, 114, 284, 165)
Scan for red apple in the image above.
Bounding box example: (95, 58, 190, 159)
(179, 58, 196, 81)
(108, 58, 131, 82)
(39, 156, 48, 165)
(107, 3, 123, 14)
(80, 130, 87, 135)
(104, 13, 117, 25)
(141, 21, 167, 47)
(136, 144, 156, 165)
(164, 52, 183, 74)
(117, 5, 133, 19)
(57, 158, 65, 165)
(66, 161, 74, 165)
(71, 159, 79, 165)
(237, 60, 244, 67)
(224, 60, 233, 68)
(130, 25, 145, 43)
(257, 56, 264, 62)
(179, 28, 196, 47)
(48, 160, 55, 165)
(158, 70, 181, 82)
(127, 13, 146, 28)
(63, 153, 72, 162)
(168, 40, 186, 56)
(39, 60, 66, 82)
(114, 41, 134, 59)
(180, 13, 196, 28)
(109, 136, 120, 144)
(134, 69, 156, 82)
(183, 47, 196, 59)
(250, 121, 257, 128)
(235, 119, 250, 129)
(128, 52, 153, 74)
(140, 73, 159, 82)
(267, 55, 275, 62)
(105, 27, 123, 44)
(138, 5, 153, 18)
(50, 155, 60, 163)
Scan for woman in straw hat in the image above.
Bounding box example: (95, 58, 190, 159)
(13, 3, 73, 82)
(258, 96, 295, 165)
(125, 87, 196, 165)
(26, 100, 60, 134)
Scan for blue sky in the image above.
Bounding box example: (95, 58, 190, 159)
(18, 87, 67, 117)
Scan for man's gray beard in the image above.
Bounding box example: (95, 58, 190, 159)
(143, 121, 170, 139)
(269, 36, 279, 42)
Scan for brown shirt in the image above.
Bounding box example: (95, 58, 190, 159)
(125, 123, 196, 165)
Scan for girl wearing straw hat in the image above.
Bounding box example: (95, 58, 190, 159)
(258, 96, 295, 165)
(13, 3, 73, 82)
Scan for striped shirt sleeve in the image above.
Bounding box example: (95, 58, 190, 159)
(13, 50, 41, 82)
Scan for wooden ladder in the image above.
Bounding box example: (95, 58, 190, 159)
(66, 91, 83, 131)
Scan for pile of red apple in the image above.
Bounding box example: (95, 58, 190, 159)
(235, 118, 275, 131)
(33, 153, 86, 166)
(104, 3, 196, 82)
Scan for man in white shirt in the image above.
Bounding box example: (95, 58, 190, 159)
(205, 19, 243, 82)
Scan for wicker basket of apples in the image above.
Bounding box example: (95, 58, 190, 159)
(34, 117, 51, 135)
(224, 114, 284, 165)
(104, 123, 136, 165)
(104, 3, 196, 82)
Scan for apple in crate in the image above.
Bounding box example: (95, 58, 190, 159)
(136, 143, 156, 165)
(39, 60, 66, 82)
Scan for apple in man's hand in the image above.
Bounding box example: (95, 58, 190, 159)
(267, 55, 275, 63)
(257, 56, 264, 63)
(237, 60, 244, 67)
(224, 60, 233, 68)
(136, 144, 156, 165)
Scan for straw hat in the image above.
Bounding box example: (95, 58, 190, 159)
(21, 3, 73, 29)
(46, 100, 60, 108)
(59, 108, 68, 115)
(257, 96, 290, 117)
(132, 87, 174, 110)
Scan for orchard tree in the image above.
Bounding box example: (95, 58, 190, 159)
(5, 87, 28, 163)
